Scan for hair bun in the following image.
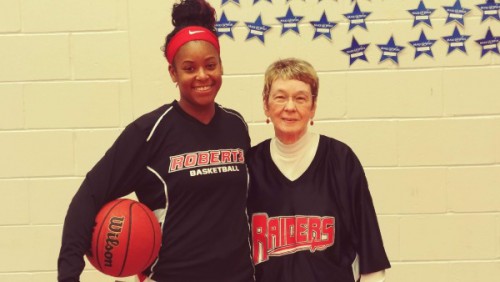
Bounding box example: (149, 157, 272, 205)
(171, 0, 216, 31)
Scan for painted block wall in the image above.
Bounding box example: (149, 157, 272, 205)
(0, 0, 498, 281)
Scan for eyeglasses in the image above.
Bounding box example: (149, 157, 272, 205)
(269, 93, 314, 107)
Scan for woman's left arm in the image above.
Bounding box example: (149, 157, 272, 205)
(345, 146, 391, 275)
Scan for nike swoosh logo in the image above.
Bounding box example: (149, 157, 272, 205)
(189, 30, 205, 35)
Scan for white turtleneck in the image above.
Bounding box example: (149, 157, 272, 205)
(270, 131, 320, 181)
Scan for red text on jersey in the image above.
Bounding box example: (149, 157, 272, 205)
(169, 149, 244, 172)
(251, 213, 335, 265)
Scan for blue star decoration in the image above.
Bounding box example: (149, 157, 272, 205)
(253, 0, 272, 5)
(475, 27, 500, 57)
(245, 15, 272, 44)
(342, 36, 369, 65)
(377, 36, 405, 64)
(310, 11, 337, 41)
(443, 0, 471, 27)
(409, 30, 437, 59)
(221, 0, 240, 5)
(216, 11, 238, 39)
(408, 0, 435, 27)
(276, 7, 304, 35)
(343, 2, 371, 31)
(477, 0, 500, 22)
(442, 26, 470, 54)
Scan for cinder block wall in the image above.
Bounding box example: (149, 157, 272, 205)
(0, 0, 498, 281)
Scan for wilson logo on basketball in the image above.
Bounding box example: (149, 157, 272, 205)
(104, 216, 125, 267)
(87, 199, 162, 277)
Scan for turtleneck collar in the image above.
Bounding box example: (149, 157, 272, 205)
(270, 131, 320, 181)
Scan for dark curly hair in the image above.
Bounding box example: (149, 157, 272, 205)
(163, 0, 217, 52)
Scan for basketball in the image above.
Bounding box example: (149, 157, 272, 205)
(86, 198, 162, 277)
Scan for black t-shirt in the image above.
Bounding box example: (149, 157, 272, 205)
(247, 135, 390, 282)
(58, 100, 254, 282)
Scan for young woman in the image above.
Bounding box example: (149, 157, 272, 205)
(57, 1, 254, 281)
(247, 58, 390, 282)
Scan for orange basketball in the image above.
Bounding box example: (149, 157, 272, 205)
(86, 199, 162, 277)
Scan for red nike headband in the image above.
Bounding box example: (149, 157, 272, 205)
(166, 26, 220, 64)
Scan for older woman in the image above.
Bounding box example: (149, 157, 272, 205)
(247, 58, 390, 282)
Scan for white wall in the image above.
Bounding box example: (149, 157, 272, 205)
(0, 0, 499, 281)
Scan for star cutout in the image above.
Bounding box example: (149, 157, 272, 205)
(377, 36, 405, 64)
(343, 2, 371, 31)
(221, 0, 240, 5)
(477, 0, 500, 22)
(475, 27, 500, 57)
(276, 7, 304, 35)
(442, 26, 470, 54)
(245, 15, 272, 43)
(310, 11, 337, 40)
(253, 0, 272, 4)
(409, 30, 437, 59)
(342, 36, 369, 65)
(443, 0, 471, 27)
(408, 0, 435, 27)
(216, 11, 238, 39)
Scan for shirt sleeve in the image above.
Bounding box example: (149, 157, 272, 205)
(346, 148, 391, 274)
(57, 122, 150, 282)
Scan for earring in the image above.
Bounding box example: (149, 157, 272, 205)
(266, 118, 270, 124)
(310, 120, 314, 126)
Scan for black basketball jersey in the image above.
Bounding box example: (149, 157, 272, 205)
(58, 100, 254, 282)
(246, 135, 390, 282)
